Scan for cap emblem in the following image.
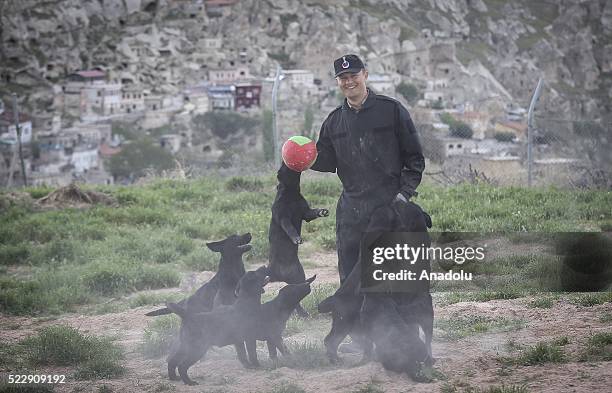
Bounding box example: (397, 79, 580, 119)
(341, 56, 350, 69)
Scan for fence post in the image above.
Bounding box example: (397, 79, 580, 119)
(527, 78, 543, 187)
(271, 64, 283, 169)
(12, 93, 28, 187)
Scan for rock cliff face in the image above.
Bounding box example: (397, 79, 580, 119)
(0, 0, 610, 127)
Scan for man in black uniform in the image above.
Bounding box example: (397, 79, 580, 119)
(311, 54, 425, 283)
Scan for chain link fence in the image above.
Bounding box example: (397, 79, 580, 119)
(415, 82, 611, 189)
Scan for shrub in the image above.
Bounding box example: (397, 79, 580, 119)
(0, 243, 30, 265)
(396, 82, 419, 104)
(225, 176, 264, 192)
(107, 138, 175, 181)
(518, 342, 566, 365)
(195, 111, 260, 139)
(529, 297, 555, 308)
(270, 341, 329, 369)
(450, 122, 474, 139)
(432, 100, 444, 110)
(580, 331, 612, 361)
(495, 132, 515, 142)
(21, 325, 125, 379)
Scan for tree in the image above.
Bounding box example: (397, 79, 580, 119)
(396, 82, 419, 104)
(450, 122, 473, 139)
(195, 112, 260, 139)
(107, 138, 175, 180)
(494, 132, 515, 142)
(439, 112, 457, 127)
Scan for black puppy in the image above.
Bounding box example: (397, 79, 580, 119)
(360, 293, 429, 380)
(268, 163, 328, 316)
(318, 201, 433, 368)
(145, 233, 251, 316)
(246, 275, 317, 366)
(166, 266, 270, 385)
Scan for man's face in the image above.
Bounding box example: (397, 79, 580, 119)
(336, 69, 368, 101)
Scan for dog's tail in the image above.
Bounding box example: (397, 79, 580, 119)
(166, 302, 188, 319)
(317, 296, 335, 314)
(144, 307, 172, 317)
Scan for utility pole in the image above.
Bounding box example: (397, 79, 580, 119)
(12, 93, 28, 187)
(527, 78, 543, 187)
(271, 64, 283, 168)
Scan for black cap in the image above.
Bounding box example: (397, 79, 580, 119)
(334, 54, 365, 77)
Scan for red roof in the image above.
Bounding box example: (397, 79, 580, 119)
(497, 121, 527, 132)
(99, 143, 122, 156)
(0, 111, 31, 124)
(74, 70, 106, 78)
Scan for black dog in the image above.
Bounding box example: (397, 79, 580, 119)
(145, 233, 251, 316)
(246, 275, 317, 366)
(360, 293, 429, 380)
(318, 201, 433, 371)
(268, 163, 328, 316)
(166, 266, 270, 385)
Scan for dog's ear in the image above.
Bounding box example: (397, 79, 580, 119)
(206, 240, 224, 252)
(305, 275, 317, 284)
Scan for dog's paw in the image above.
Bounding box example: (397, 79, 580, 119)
(318, 209, 329, 217)
(292, 236, 303, 245)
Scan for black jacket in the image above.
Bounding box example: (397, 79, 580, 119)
(311, 91, 424, 201)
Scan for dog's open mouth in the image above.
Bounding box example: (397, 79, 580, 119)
(238, 244, 252, 253)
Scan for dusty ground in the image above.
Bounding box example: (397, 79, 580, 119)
(1, 251, 611, 393)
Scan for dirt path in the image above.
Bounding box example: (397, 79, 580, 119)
(1, 251, 611, 393)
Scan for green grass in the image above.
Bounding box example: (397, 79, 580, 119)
(140, 314, 180, 358)
(351, 381, 384, 393)
(0, 385, 55, 392)
(528, 296, 556, 308)
(442, 383, 529, 393)
(435, 290, 523, 306)
(0, 176, 610, 317)
(515, 341, 567, 365)
(269, 341, 330, 369)
(301, 283, 338, 316)
(266, 383, 307, 393)
(435, 314, 525, 340)
(568, 292, 612, 307)
(599, 312, 612, 323)
(19, 325, 125, 379)
(579, 331, 612, 361)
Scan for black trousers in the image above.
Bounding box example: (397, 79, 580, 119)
(335, 193, 392, 282)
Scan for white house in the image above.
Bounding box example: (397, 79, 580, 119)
(70, 145, 99, 172)
(0, 111, 32, 144)
(208, 67, 250, 83)
(283, 70, 315, 87)
(368, 74, 394, 95)
(64, 70, 123, 118)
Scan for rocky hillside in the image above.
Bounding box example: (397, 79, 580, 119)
(1, 0, 611, 128)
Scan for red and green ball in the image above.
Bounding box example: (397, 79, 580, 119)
(282, 136, 318, 172)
